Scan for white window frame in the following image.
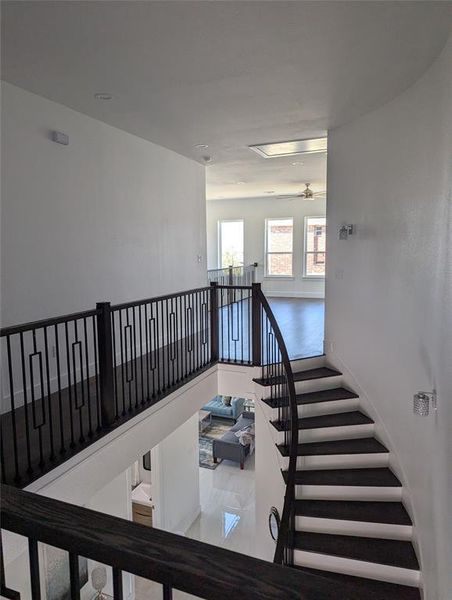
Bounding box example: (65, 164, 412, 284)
(303, 216, 326, 279)
(218, 219, 244, 269)
(265, 217, 294, 278)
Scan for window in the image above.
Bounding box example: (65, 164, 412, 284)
(219, 220, 244, 268)
(304, 216, 326, 277)
(265, 218, 293, 276)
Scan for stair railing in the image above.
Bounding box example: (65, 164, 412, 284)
(255, 288, 298, 566)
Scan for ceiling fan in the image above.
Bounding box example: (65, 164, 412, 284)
(276, 183, 326, 200)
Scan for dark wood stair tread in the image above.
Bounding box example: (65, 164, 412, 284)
(271, 411, 373, 431)
(284, 468, 402, 487)
(292, 567, 421, 600)
(294, 500, 412, 525)
(254, 367, 341, 386)
(261, 387, 358, 409)
(293, 531, 419, 570)
(278, 437, 388, 456)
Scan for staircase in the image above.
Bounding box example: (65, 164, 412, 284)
(256, 356, 422, 600)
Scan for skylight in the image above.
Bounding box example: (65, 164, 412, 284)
(249, 137, 327, 158)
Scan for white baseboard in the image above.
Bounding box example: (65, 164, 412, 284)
(265, 291, 325, 299)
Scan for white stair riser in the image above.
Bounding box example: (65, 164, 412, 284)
(298, 399, 360, 418)
(290, 356, 326, 371)
(293, 550, 421, 587)
(280, 452, 390, 470)
(295, 516, 413, 541)
(294, 376, 343, 394)
(296, 485, 403, 501)
(276, 423, 375, 444)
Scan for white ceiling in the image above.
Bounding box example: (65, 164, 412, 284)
(2, 1, 451, 200)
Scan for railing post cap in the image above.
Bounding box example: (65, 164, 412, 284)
(209, 281, 218, 287)
(252, 282, 261, 289)
(96, 301, 112, 309)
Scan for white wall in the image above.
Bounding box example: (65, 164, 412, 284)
(206, 196, 326, 298)
(326, 36, 452, 600)
(152, 413, 200, 534)
(1, 82, 206, 325)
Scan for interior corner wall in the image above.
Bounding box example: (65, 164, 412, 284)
(151, 412, 200, 535)
(325, 36, 452, 600)
(1, 82, 207, 325)
(206, 196, 326, 298)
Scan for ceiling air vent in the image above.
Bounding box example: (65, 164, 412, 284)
(249, 137, 327, 158)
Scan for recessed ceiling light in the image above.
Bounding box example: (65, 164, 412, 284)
(249, 137, 327, 158)
(236, 181, 246, 185)
(94, 93, 113, 101)
(291, 161, 304, 166)
(194, 143, 209, 149)
(265, 190, 275, 194)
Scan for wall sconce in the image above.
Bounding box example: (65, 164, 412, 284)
(338, 224, 354, 240)
(413, 391, 437, 416)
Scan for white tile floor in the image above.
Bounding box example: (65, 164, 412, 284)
(135, 454, 256, 599)
(186, 454, 256, 556)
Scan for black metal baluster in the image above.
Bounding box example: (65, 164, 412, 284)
(162, 583, 173, 600)
(72, 320, 85, 444)
(19, 332, 33, 474)
(6, 336, 20, 483)
(144, 303, 151, 400)
(125, 309, 133, 412)
(161, 300, 166, 392)
(28, 539, 41, 600)
(181, 294, 186, 379)
(64, 322, 75, 448)
(54, 324, 66, 453)
(118, 310, 126, 416)
(112, 567, 123, 600)
(132, 306, 139, 408)
(43, 327, 55, 459)
(83, 318, 93, 437)
(110, 312, 119, 421)
(139, 304, 145, 405)
(240, 289, 244, 363)
(92, 315, 101, 431)
(156, 301, 162, 396)
(30, 329, 45, 466)
(69, 553, 80, 600)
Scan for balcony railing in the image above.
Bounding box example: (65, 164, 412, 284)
(207, 263, 257, 287)
(0, 283, 266, 487)
(0, 484, 357, 600)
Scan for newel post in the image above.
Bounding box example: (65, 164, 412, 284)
(210, 282, 219, 362)
(96, 302, 116, 427)
(252, 282, 262, 366)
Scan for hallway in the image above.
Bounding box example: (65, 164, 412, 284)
(269, 297, 324, 360)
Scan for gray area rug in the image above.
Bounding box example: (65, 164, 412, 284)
(199, 419, 233, 470)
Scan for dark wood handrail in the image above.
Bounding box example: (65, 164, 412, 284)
(111, 285, 211, 311)
(0, 308, 100, 336)
(256, 289, 299, 565)
(0, 484, 355, 600)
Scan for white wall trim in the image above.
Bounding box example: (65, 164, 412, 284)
(265, 290, 325, 299)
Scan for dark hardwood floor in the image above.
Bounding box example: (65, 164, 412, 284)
(268, 297, 324, 359)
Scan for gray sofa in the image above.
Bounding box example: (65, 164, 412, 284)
(212, 412, 255, 469)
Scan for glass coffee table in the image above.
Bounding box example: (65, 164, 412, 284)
(198, 409, 212, 434)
